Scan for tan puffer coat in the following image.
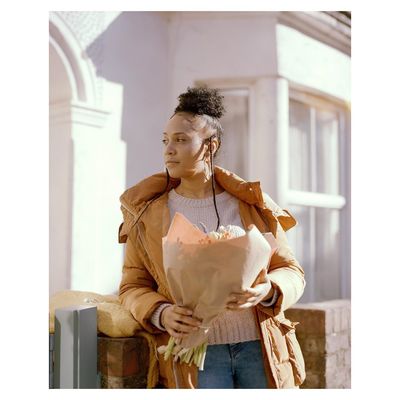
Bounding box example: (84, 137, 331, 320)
(118, 166, 306, 388)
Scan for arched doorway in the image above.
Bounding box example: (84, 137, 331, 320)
(49, 13, 126, 295)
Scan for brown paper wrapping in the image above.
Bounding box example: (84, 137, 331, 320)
(162, 212, 277, 348)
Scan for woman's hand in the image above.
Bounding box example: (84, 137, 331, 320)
(161, 305, 203, 339)
(226, 278, 273, 311)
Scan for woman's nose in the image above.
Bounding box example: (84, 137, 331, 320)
(165, 142, 176, 155)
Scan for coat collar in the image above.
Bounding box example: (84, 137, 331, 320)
(118, 165, 296, 245)
(119, 166, 271, 279)
(120, 165, 265, 217)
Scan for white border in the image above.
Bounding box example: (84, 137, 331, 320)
(4, 1, 400, 398)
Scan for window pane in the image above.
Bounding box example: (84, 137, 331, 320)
(316, 109, 340, 194)
(285, 204, 313, 303)
(286, 204, 342, 302)
(289, 100, 312, 191)
(217, 89, 249, 180)
(315, 207, 341, 301)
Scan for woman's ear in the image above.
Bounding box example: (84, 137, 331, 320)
(211, 136, 219, 157)
(203, 135, 219, 158)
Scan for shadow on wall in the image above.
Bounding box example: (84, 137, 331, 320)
(86, 11, 171, 187)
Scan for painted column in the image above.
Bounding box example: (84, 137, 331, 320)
(249, 77, 289, 207)
(50, 97, 126, 295)
(69, 100, 126, 294)
(50, 108, 74, 295)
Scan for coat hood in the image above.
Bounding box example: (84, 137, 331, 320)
(119, 165, 296, 243)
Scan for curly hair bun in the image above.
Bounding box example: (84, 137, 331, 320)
(174, 86, 226, 119)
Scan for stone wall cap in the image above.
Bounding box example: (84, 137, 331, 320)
(289, 299, 351, 311)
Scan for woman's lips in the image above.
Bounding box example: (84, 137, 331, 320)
(166, 161, 179, 165)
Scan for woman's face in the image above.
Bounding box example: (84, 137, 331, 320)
(162, 113, 214, 179)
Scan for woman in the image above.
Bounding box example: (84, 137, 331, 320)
(118, 87, 306, 389)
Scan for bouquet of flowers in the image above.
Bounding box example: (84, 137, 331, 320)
(157, 212, 277, 370)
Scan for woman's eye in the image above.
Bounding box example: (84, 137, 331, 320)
(162, 138, 186, 144)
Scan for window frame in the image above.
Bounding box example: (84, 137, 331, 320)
(287, 86, 351, 301)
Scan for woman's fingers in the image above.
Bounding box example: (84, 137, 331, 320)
(170, 324, 197, 338)
(226, 294, 260, 309)
(178, 315, 202, 327)
(174, 319, 200, 332)
(171, 313, 201, 335)
(229, 286, 262, 300)
(164, 305, 203, 338)
(227, 294, 253, 303)
(170, 329, 186, 339)
(228, 290, 252, 298)
(167, 324, 189, 338)
(164, 306, 192, 334)
(173, 306, 202, 327)
(174, 306, 194, 316)
(173, 321, 197, 333)
(226, 301, 251, 310)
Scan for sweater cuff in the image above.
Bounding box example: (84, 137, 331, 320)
(150, 302, 173, 331)
(260, 287, 279, 307)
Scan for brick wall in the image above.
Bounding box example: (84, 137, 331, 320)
(97, 336, 149, 388)
(285, 299, 351, 388)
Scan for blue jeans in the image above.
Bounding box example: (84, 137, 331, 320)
(197, 339, 268, 389)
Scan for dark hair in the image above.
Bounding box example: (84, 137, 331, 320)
(174, 86, 225, 158)
(174, 86, 225, 118)
(166, 86, 226, 231)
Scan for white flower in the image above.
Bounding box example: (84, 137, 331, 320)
(216, 224, 246, 238)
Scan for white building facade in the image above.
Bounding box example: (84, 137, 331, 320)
(49, 11, 351, 302)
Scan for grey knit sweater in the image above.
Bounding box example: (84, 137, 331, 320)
(150, 188, 278, 345)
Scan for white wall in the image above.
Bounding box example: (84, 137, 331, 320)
(90, 11, 171, 184)
(168, 13, 279, 109)
(276, 23, 351, 102)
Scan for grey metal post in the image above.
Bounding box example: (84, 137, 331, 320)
(49, 334, 54, 388)
(53, 305, 98, 388)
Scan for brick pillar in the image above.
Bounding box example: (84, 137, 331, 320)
(97, 336, 149, 388)
(285, 300, 351, 388)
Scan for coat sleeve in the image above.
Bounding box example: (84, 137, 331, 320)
(118, 225, 172, 334)
(255, 202, 306, 317)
